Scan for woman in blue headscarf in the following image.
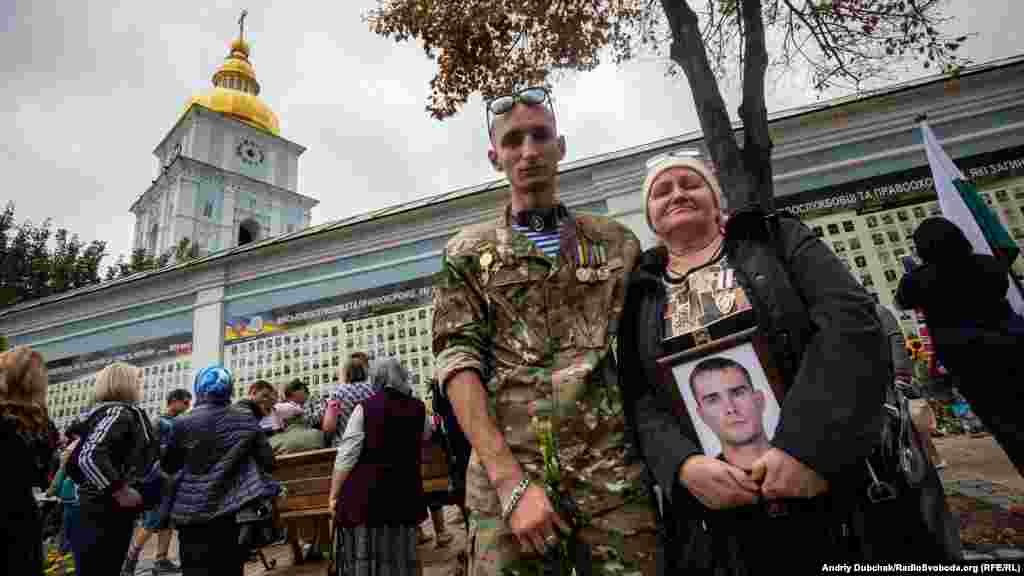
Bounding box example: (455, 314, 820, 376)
(161, 365, 279, 576)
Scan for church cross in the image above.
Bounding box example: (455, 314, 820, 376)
(238, 9, 248, 41)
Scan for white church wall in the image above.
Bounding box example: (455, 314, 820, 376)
(275, 148, 291, 192)
(191, 115, 213, 166)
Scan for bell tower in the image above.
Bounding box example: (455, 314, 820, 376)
(130, 13, 318, 259)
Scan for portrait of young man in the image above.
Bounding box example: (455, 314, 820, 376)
(687, 355, 776, 470)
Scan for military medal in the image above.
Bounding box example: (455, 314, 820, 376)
(530, 214, 546, 232)
(714, 290, 737, 315)
(712, 266, 737, 315)
(573, 234, 610, 285)
(480, 252, 494, 269)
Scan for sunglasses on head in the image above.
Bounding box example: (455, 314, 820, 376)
(645, 148, 707, 170)
(485, 86, 555, 138)
(487, 86, 551, 115)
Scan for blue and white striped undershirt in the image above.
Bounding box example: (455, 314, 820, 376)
(511, 222, 562, 258)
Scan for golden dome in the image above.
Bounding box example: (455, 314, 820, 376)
(187, 89, 280, 135)
(184, 31, 280, 135)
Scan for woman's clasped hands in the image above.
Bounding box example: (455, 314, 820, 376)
(679, 448, 829, 510)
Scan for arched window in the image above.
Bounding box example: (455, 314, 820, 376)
(238, 218, 260, 246)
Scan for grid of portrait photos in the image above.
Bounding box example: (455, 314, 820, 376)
(803, 179, 1024, 338)
(47, 352, 195, 429)
(224, 304, 436, 409)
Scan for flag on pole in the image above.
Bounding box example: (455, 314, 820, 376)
(919, 119, 1024, 315)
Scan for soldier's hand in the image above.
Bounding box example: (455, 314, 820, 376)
(750, 448, 829, 500)
(507, 483, 571, 556)
(678, 455, 760, 510)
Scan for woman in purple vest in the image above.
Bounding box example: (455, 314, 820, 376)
(329, 358, 434, 576)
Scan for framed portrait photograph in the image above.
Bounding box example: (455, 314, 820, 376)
(656, 327, 786, 468)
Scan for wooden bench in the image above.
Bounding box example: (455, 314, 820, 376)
(272, 448, 337, 569)
(265, 442, 460, 572)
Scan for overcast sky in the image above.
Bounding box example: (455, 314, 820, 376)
(2, 0, 1022, 265)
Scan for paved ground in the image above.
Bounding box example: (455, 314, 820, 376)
(933, 433, 1024, 561)
(131, 433, 1023, 574)
(132, 506, 467, 576)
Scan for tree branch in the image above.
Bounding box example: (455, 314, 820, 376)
(783, 0, 856, 85)
(660, 0, 752, 209)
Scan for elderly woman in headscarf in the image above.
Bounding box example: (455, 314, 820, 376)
(328, 358, 434, 576)
(162, 366, 279, 576)
(896, 216, 1024, 476)
(616, 150, 959, 571)
(0, 346, 57, 575)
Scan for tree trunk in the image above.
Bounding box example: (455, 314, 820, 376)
(660, 0, 775, 212)
(739, 0, 775, 210)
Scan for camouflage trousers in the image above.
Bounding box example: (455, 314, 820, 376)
(465, 512, 655, 576)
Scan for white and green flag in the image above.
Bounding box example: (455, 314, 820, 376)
(920, 120, 1024, 314)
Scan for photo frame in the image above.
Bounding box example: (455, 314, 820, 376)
(656, 326, 787, 465)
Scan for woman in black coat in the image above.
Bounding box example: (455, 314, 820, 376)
(617, 153, 959, 573)
(0, 347, 57, 576)
(896, 217, 1024, 475)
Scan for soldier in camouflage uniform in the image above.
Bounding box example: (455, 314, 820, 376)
(432, 87, 657, 576)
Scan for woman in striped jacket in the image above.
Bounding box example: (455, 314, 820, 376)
(72, 362, 157, 576)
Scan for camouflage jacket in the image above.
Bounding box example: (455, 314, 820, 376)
(432, 205, 652, 534)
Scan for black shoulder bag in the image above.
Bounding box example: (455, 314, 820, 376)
(763, 211, 960, 561)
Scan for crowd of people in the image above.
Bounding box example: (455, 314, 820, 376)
(4, 84, 1024, 576)
(1, 345, 454, 576)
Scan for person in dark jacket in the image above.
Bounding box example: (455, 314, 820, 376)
(328, 359, 432, 576)
(896, 216, 1024, 476)
(617, 152, 959, 572)
(0, 346, 58, 576)
(162, 366, 279, 576)
(236, 379, 276, 423)
(72, 362, 157, 576)
(121, 388, 192, 575)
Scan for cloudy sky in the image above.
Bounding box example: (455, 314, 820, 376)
(2, 0, 1022, 265)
